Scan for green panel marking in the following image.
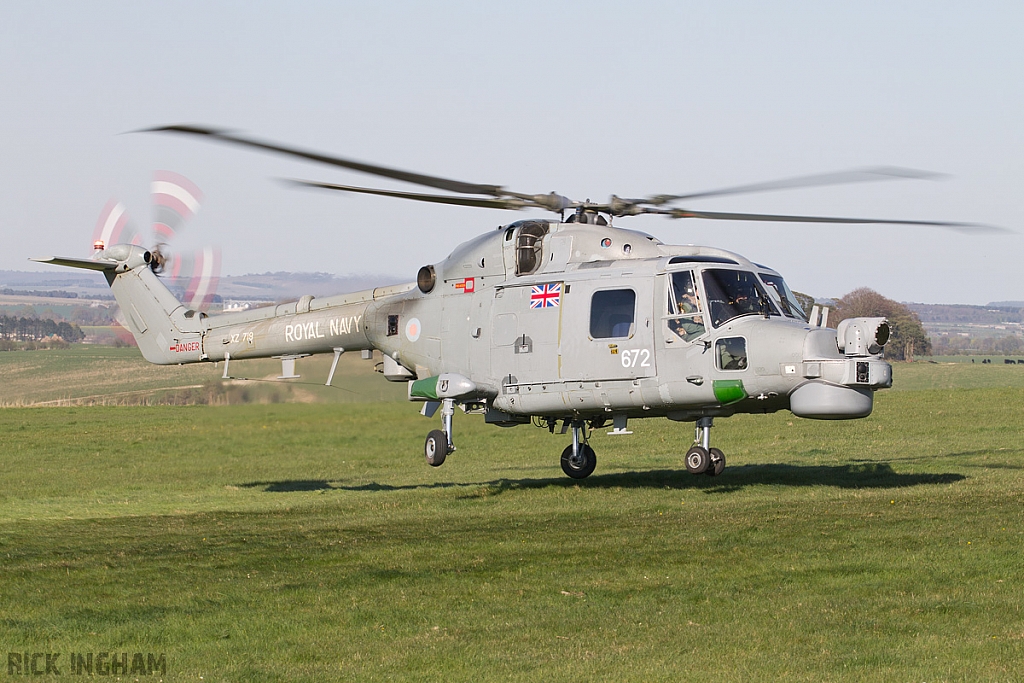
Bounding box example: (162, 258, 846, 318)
(410, 376, 440, 400)
(713, 379, 747, 405)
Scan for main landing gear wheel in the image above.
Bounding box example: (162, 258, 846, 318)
(687, 417, 725, 476)
(561, 444, 597, 479)
(424, 429, 450, 467)
(706, 447, 726, 477)
(685, 446, 710, 474)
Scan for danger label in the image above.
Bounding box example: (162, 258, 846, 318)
(170, 341, 201, 353)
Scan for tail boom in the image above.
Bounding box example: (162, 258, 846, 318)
(34, 244, 381, 365)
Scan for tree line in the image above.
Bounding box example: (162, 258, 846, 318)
(822, 288, 931, 362)
(0, 287, 84, 299)
(792, 288, 931, 361)
(0, 315, 85, 343)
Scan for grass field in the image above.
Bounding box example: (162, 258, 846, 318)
(1, 352, 1023, 680)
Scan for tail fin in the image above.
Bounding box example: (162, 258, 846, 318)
(32, 245, 207, 364)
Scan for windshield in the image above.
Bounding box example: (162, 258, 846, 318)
(702, 269, 779, 327)
(759, 273, 807, 321)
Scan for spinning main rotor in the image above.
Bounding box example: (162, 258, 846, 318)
(145, 125, 1002, 233)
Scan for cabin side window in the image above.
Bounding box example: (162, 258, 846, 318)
(716, 337, 748, 371)
(590, 289, 636, 339)
(666, 270, 706, 342)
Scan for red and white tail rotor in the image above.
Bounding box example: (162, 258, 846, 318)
(152, 170, 203, 242)
(90, 172, 221, 311)
(92, 199, 142, 250)
(175, 246, 221, 310)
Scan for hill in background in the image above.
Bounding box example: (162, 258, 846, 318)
(1, 269, 404, 303)
(905, 303, 1023, 324)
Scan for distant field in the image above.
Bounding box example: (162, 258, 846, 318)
(0, 345, 405, 406)
(78, 325, 121, 344)
(928, 355, 1024, 364)
(894, 359, 1024, 391)
(1, 354, 1023, 680)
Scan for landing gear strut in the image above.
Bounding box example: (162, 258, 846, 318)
(685, 416, 725, 476)
(560, 420, 596, 479)
(424, 399, 456, 467)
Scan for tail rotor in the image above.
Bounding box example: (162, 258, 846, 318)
(173, 245, 221, 310)
(92, 199, 142, 251)
(90, 171, 221, 311)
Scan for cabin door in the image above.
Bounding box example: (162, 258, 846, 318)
(558, 276, 657, 382)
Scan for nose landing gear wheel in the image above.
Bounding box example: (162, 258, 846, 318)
(561, 444, 597, 479)
(685, 445, 710, 474)
(424, 429, 450, 467)
(706, 447, 726, 477)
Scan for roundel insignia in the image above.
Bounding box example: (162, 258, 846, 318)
(600, 238, 612, 248)
(405, 317, 421, 342)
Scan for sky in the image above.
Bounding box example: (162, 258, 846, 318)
(2, 2, 1023, 305)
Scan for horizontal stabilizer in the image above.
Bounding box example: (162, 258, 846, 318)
(30, 256, 117, 272)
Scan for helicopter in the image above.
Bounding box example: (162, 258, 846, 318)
(34, 126, 1001, 479)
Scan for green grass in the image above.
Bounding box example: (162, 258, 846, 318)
(1, 361, 1023, 680)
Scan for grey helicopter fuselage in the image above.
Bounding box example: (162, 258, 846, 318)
(68, 217, 891, 442)
(43, 123, 991, 478)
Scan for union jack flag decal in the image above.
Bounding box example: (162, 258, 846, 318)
(530, 282, 561, 309)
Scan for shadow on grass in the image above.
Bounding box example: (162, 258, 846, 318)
(851, 448, 1024, 467)
(240, 461, 965, 496)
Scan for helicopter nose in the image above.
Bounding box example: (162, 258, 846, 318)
(791, 322, 893, 419)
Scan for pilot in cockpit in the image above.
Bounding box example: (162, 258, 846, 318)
(669, 282, 706, 341)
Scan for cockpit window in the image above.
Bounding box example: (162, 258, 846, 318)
(666, 271, 706, 342)
(759, 273, 807, 321)
(702, 269, 779, 327)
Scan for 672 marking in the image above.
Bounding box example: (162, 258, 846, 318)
(620, 349, 651, 368)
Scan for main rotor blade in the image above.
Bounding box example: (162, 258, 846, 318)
(659, 207, 1009, 233)
(286, 180, 530, 211)
(144, 125, 505, 197)
(645, 167, 946, 206)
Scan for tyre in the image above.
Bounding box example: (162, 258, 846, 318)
(424, 429, 448, 467)
(706, 447, 726, 477)
(685, 445, 709, 474)
(560, 444, 597, 479)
